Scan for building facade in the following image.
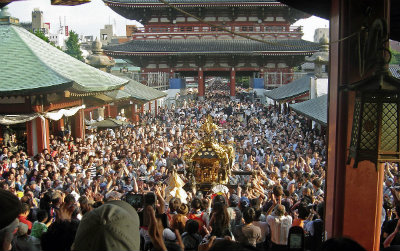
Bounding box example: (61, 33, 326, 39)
(103, 0, 319, 98)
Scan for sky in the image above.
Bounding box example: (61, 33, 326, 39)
(7, 0, 329, 41)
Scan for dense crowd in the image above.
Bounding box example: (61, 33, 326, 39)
(0, 89, 386, 251)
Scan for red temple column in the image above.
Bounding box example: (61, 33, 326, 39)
(131, 104, 139, 122)
(26, 117, 50, 155)
(140, 104, 144, 114)
(154, 100, 158, 115)
(148, 102, 152, 114)
(230, 67, 236, 99)
(57, 118, 64, 134)
(72, 109, 85, 141)
(198, 68, 205, 100)
(325, 0, 388, 250)
(104, 104, 111, 118)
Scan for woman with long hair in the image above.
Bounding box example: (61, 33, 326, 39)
(209, 202, 231, 238)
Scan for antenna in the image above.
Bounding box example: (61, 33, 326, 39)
(59, 16, 63, 34)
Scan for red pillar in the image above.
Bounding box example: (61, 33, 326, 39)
(105, 104, 111, 118)
(154, 100, 158, 115)
(73, 109, 85, 141)
(131, 104, 139, 122)
(325, 0, 387, 250)
(57, 118, 64, 135)
(27, 117, 50, 155)
(26, 121, 34, 156)
(230, 68, 236, 98)
(148, 102, 152, 114)
(198, 68, 205, 100)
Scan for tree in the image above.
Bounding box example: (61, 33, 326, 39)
(390, 48, 400, 65)
(65, 31, 83, 61)
(33, 29, 50, 43)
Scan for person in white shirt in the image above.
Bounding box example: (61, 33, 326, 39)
(267, 204, 292, 249)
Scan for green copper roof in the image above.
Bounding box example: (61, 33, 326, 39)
(289, 94, 327, 126)
(265, 73, 314, 101)
(0, 23, 128, 95)
(105, 79, 167, 103)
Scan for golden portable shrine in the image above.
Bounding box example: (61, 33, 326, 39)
(184, 115, 235, 191)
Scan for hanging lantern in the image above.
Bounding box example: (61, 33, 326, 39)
(51, 0, 90, 6)
(347, 75, 400, 168)
(347, 19, 400, 169)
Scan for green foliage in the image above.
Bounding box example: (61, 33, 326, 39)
(237, 76, 250, 88)
(32, 29, 49, 43)
(390, 48, 400, 65)
(65, 31, 83, 61)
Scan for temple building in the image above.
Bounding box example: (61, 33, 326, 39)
(0, 7, 128, 155)
(102, 0, 320, 99)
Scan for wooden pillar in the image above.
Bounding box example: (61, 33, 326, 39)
(26, 121, 34, 156)
(131, 104, 139, 122)
(154, 100, 158, 115)
(140, 104, 144, 114)
(27, 117, 50, 155)
(73, 109, 85, 141)
(105, 104, 111, 118)
(57, 118, 64, 135)
(230, 67, 236, 99)
(198, 68, 205, 100)
(325, 0, 388, 250)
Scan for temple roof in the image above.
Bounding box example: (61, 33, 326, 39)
(104, 0, 283, 7)
(105, 79, 167, 104)
(0, 22, 128, 96)
(265, 73, 314, 102)
(104, 39, 319, 56)
(289, 94, 327, 126)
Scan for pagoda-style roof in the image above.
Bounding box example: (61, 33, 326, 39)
(289, 94, 327, 126)
(104, 0, 283, 8)
(265, 73, 314, 102)
(0, 22, 128, 96)
(104, 39, 319, 56)
(105, 79, 167, 104)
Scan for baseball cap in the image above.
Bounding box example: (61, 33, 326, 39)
(240, 196, 250, 208)
(72, 200, 140, 251)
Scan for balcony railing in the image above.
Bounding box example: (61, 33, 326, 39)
(130, 25, 303, 35)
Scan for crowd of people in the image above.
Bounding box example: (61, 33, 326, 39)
(0, 88, 389, 251)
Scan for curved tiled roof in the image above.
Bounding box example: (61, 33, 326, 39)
(265, 73, 314, 101)
(105, 79, 167, 103)
(104, 0, 282, 7)
(290, 94, 327, 126)
(0, 24, 128, 95)
(104, 39, 319, 56)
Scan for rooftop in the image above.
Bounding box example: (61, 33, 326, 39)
(105, 79, 167, 104)
(265, 73, 314, 101)
(0, 17, 127, 96)
(289, 94, 327, 126)
(104, 0, 283, 7)
(104, 39, 319, 56)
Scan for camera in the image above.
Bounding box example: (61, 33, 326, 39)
(125, 193, 144, 209)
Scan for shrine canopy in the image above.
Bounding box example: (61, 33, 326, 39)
(0, 11, 128, 96)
